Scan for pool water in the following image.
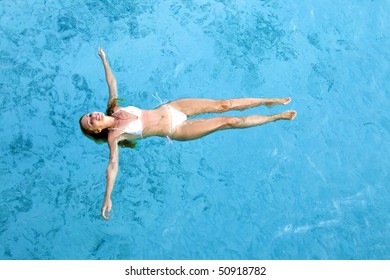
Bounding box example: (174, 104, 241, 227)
(0, 0, 389, 259)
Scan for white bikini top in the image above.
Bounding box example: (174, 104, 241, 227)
(109, 106, 143, 137)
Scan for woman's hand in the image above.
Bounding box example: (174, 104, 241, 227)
(101, 197, 112, 220)
(98, 47, 106, 60)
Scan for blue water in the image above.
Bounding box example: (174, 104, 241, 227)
(1, 0, 389, 260)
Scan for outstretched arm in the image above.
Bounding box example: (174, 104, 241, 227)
(98, 47, 118, 104)
(101, 139, 119, 220)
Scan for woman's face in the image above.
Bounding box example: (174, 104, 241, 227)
(80, 111, 106, 133)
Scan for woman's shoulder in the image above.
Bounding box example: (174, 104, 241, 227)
(108, 104, 143, 116)
(107, 128, 124, 144)
(109, 105, 126, 115)
(117, 105, 143, 113)
(112, 105, 123, 112)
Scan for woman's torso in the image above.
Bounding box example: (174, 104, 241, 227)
(109, 105, 171, 141)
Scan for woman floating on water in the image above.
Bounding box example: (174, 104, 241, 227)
(79, 48, 297, 220)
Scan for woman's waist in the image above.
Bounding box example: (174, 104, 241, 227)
(141, 107, 171, 136)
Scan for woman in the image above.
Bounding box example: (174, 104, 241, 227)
(80, 48, 297, 220)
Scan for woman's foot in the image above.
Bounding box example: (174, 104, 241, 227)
(279, 110, 297, 120)
(266, 97, 292, 108)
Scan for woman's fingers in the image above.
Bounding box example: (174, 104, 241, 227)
(101, 198, 112, 220)
(101, 205, 111, 220)
(98, 47, 105, 58)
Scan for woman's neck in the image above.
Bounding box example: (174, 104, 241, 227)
(104, 115, 116, 129)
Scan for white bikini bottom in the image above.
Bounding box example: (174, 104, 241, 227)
(152, 93, 188, 143)
(166, 105, 187, 136)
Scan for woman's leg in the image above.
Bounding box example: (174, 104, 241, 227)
(168, 97, 291, 117)
(170, 110, 296, 141)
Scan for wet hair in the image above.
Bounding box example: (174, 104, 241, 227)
(79, 98, 136, 149)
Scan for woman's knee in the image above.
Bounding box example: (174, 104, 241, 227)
(217, 99, 232, 112)
(223, 117, 242, 128)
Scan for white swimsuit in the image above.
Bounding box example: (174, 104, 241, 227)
(109, 106, 143, 137)
(166, 104, 187, 136)
(108, 104, 187, 142)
